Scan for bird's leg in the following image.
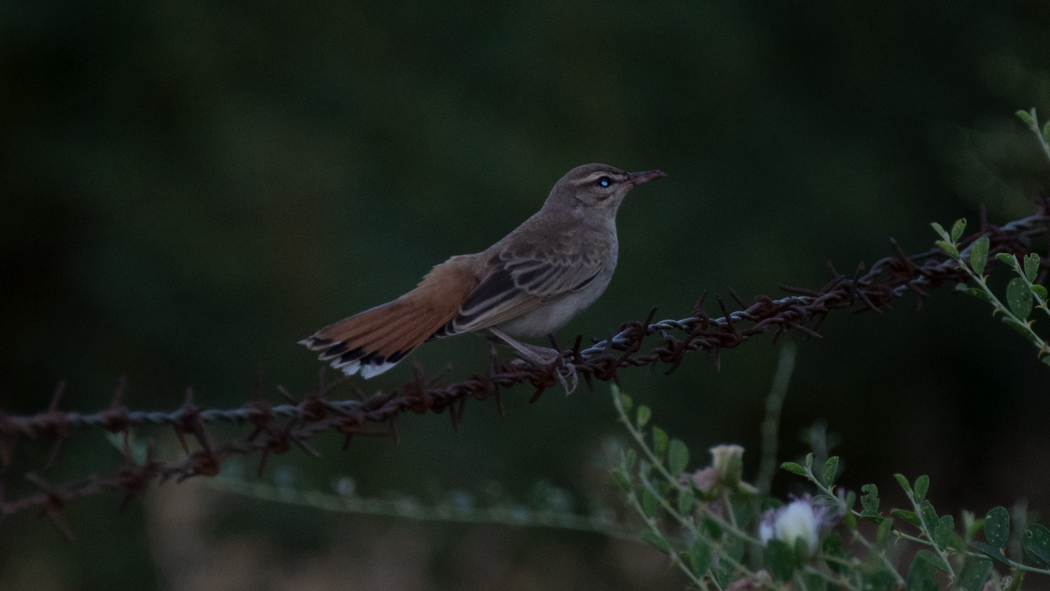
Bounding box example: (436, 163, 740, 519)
(488, 339, 500, 365)
(486, 328, 577, 395)
(487, 327, 558, 364)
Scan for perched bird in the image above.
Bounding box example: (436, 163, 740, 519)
(300, 163, 665, 378)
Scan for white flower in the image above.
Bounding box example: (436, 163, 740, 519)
(760, 495, 837, 555)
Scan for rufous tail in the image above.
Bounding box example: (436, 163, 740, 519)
(299, 259, 478, 378)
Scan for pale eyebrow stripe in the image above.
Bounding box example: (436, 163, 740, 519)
(575, 172, 620, 185)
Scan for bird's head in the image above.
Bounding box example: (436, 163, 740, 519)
(546, 163, 666, 215)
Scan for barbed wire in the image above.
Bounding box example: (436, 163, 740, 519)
(2, 206, 1048, 536)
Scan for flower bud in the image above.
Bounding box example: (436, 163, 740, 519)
(710, 444, 744, 487)
(685, 444, 757, 498)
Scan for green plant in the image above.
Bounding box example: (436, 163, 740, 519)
(932, 216, 1049, 365)
(611, 378, 1050, 591)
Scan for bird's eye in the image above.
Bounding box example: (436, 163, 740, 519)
(596, 176, 612, 188)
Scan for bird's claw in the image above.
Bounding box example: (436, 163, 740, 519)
(508, 353, 577, 395)
(489, 327, 577, 395)
(555, 360, 578, 396)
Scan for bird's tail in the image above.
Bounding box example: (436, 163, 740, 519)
(299, 260, 478, 378)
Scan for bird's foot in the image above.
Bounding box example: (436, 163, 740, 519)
(489, 328, 578, 395)
(509, 357, 578, 396)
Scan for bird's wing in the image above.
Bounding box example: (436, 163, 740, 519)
(437, 238, 606, 336)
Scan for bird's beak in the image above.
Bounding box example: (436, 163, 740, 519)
(626, 170, 667, 187)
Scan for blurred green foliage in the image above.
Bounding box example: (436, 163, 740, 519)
(3, 0, 1050, 589)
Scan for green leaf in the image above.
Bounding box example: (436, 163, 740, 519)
(656, 479, 671, 497)
(892, 509, 921, 527)
(1007, 277, 1034, 320)
(764, 539, 800, 581)
(1002, 316, 1038, 343)
(801, 572, 828, 591)
(668, 439, 689, 475)
(931, 222, 948, 240)
(729, 493, 755, 530)
(636, 405, 651, 429)
(972, 541, 1010, 565)
(865, 571, 896, 591)
(724, 533, 746, 563)
(715, 562, 732, 591)
(916, 548, 949, 573)
(642, 529, 670, 553)
(805, 452, 814, 470)
(677, 487, 695, 515)
(906, 551, 939, 591)
(971, 236, 990, 276)
(612, 469, 632, 492)
(934, 514, 955, 549)
(1017, 110, 1035, 125)
(959, 560, 993, 591)
(920, 500, 939, 533)
(960, 286, 993, 301)
(861, 484, 880, 514)
(781, 462, 807, 476)
(657, 483, 673, 503)
(652, 427, 668, 459)
(997, 253, 1018, 268)
(963, 510, 978, 539)
(1023, 523, 1050, 567)
(823, 456, 839, 488)
(713, 562, 730, 591)
(1043, 119, 1050, 142)
(984, 507, 1011, 548)
(641, 489, 658, 517)
(689, 537, 712, 576)
(702, 517, 722, 539)
(913, 475, 930, 502)
(951, 219, 967, 243)
(894, 474, 912, 494)
(1025, 253, 1041, 283)
(1033, 284, 1048, 301)
(625, 448, 638, 471)
(936, 240, 959, 259)
(876, 516, 895, 547)
(823, 533, 847, 574)
(843, 491, 858, 529)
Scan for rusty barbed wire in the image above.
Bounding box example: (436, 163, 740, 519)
(2, 206, 1048, 534)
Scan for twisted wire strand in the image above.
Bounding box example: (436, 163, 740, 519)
(1, 210, 1047, 532)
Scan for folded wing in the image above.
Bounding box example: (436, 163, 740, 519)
(435, 245, 604, 337)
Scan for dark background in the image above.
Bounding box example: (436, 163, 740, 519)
(3, 1, 1050, 589)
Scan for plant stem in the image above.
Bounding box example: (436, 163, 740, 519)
(1021, 109, 1050, 172)
(851, 531, 906, 587)
(204, 476, 639, 541)
(757, 342, 797, 497)
(801, 564, 863, 591)
(625, 484, 707, 588)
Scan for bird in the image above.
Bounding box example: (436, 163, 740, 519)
(299, 163, 666, 379)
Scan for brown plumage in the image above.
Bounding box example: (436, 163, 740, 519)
(301, 256, 480, 378)
(300, 163, 665, 378)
